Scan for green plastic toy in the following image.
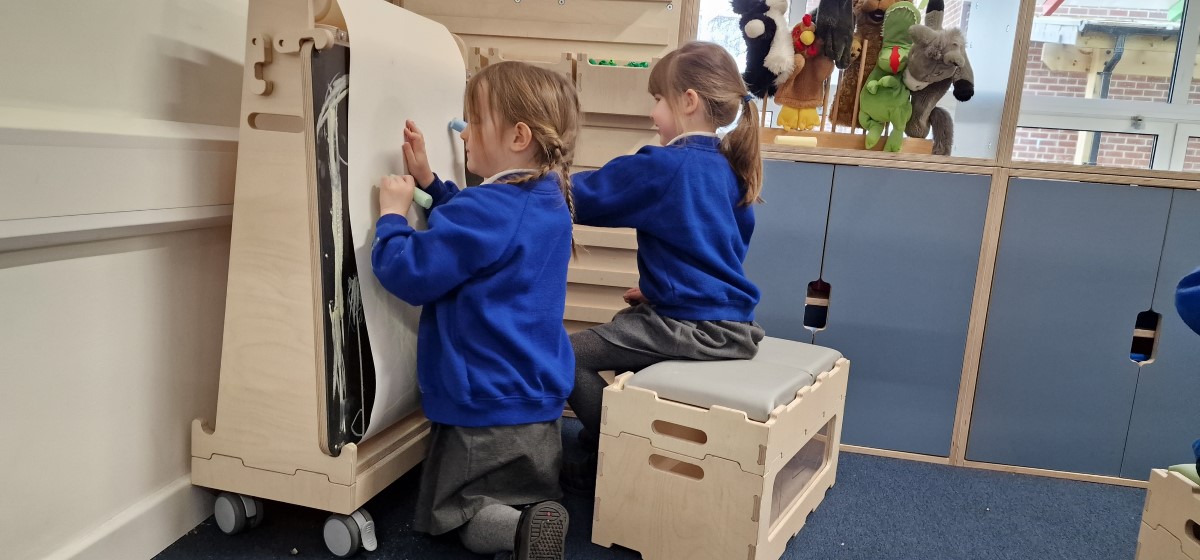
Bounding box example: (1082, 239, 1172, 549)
(588, 58, 649, 68)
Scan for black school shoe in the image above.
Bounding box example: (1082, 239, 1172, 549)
(514, 501, 569, 560)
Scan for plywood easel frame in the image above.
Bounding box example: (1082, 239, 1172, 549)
(191, 0, 429, 516)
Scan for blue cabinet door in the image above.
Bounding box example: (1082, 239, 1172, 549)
(1122, 188, 1200, 479)
(815, 166, 990, 456)
(743, 160, 834, 343)
(968, 179, 1172, 476)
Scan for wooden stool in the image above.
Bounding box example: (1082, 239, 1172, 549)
(1137, 468, 1200, 560)
(592, 337, 849, 560)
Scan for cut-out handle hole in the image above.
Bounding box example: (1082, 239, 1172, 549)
(651, 420, 707, 444)
(248, 112, 304, 133)
(648, 454, 704, 480)
(1188, 520, 1200, 546)
(804, 279, 832, 332)
(1129, 309, 1161, 365)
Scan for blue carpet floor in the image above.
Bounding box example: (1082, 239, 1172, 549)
(156, 419, 1146, 559)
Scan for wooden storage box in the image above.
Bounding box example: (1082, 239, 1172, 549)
(593, 339, 850, 560)
(576, 54, 659, 116)
(1137, 469, 1200, 560)
(468, 47, 575, 80)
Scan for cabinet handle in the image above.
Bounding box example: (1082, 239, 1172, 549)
(1129, 310, 1161, 365)
(804, 279, 832, 332)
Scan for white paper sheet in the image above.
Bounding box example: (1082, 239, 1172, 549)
(340, 0, 467, 440)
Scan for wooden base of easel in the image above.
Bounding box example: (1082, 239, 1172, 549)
(192, 412, 429, 515)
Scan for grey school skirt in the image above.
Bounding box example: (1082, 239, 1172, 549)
(591, 303, 765, 360)
(413, 419, 563, 535)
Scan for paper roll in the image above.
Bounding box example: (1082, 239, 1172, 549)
(341, 0, 467, 441)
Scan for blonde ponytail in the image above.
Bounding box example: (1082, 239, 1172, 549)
(722, 96, 763, 205)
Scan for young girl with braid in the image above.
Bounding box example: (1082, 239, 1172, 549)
(372, 61, 579, 559)
(562, 41, 766, 494)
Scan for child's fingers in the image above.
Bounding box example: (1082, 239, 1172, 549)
(405, 123, 425, 146)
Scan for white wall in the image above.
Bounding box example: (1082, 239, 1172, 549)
(0, 1, 246, 558)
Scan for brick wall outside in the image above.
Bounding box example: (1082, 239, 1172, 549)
(1184, 137, 1200, 171)
(1050, 5, 1170, 20)
(1014, 127, 1155, 168)
(1094, 132, 1155, 168)
(1016, 1, 1190, 167)
(1013, 127, 1079, 164)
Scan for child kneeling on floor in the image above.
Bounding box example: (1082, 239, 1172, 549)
(373, 61, 579, 559)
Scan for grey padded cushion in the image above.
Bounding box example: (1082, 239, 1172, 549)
(625, 337, 843, 422)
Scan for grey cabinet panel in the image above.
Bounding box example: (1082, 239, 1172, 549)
(743, 160, 833, 343)
(815, 166, 990, 456)
(968, 179, 1172, 476)
(1122, 189, 1200, 479)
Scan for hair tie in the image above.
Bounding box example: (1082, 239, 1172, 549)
(742, 94, 755, 103)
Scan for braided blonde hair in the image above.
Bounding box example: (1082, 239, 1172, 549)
(466, 61, 581, 255)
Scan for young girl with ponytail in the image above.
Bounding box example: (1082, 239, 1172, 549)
(563, 41, 766, 494)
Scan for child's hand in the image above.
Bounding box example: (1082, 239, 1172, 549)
(623, 287, 649, 306)
(402, 120, 435, 188)
(379, 174, 415, 217)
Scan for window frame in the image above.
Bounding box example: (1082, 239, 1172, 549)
(1017, 0, 1200, 169)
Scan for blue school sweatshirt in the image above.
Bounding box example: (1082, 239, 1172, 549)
(572, 134, 761, 322)
(371, 172, 574, 427)
(1179, 267, 1200, 336)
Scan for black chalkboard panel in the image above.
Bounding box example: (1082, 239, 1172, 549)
(311, 44, 376, 456)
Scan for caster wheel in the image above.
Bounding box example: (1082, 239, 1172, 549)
(214, 492, 248, 535)
(353, 509, 377, 552)
(323, 508, 377, 557)
(248, 497, 266, 528)
(214, 493, 264, 535)
(324, 514, 361, 558)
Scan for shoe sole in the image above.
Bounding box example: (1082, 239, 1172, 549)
(517, 501, 569, 560)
